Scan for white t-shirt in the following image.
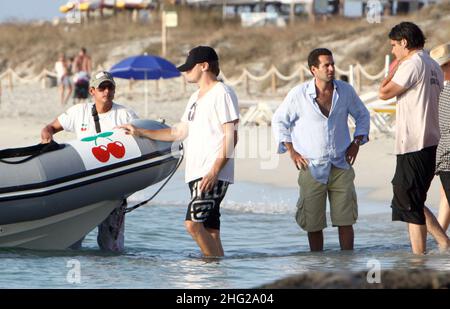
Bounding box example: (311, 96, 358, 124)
(392, 50, 443, 154)
(181, 82, 239, 184)
(58, 102, 139, 140)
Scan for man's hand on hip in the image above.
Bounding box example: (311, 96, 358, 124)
(283, 142, 308, 170)
(346, 142, 360, 165)
(289, 150, 309, 170)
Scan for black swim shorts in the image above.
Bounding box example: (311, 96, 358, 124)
(391, 146, 437, 225)
(185, 178, 229, 230)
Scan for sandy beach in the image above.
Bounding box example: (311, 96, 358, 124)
(0, 82, 443, 208)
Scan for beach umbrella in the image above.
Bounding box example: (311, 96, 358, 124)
(116, 0, 152, 9)
(109, 54, 181, 116)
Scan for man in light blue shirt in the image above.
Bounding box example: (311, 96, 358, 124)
(272, 48, 370, 251)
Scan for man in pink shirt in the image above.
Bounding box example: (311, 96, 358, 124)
(379, 22, 449, 254)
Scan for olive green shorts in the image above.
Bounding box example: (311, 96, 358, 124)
(295, 166, 358, 232)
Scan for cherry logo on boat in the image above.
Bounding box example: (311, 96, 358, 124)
(107, 141, 125, 159)
(81, 132, 127, 163)
(91, 145, 110, 162)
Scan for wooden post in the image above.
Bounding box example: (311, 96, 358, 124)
(384, 54, 390, 77)
(271, 70, 277, 93)
(307, 1, 315, 23)
(349, 65, 354, 88)
(222, 0, 227, 21)
(155, 79, 159, 95)
(289, 0, 295, 26)
(245, 73, 250, 95)
(181, 76, 186, 94)
(41, 74, 46, 89)
(8, 71, 13, 92)
(161, 11, 167, 57)
(356, 66, 361, 94)
(129, 79, 134, 92)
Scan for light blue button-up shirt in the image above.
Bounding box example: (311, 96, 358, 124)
(272, 79, 370, 184)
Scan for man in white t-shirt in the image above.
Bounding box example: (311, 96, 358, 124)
(379, 22, 450, 254)
(41, 71, 139, 252)
(119, 46, 239, 257)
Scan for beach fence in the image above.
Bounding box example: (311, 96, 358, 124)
(0, 56, 394, 134)
(220, 55, 391, 95)
(0, 68, 57, 95)
(0, 55, 391, 95)
(225, 55, 394, 132)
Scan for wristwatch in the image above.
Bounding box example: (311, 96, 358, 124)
(352, 139, 362, 146)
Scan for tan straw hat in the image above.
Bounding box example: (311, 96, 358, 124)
(430, 42, 450, 66)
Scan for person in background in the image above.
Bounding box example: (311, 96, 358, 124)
(431, 42, 450, 233)
(73, 47, 92, 76)
(54, 53, 73, 105)
(379, 22, 449, 254)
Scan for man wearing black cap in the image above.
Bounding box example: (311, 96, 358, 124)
(119, 46, 239, 257)
(41, 71, 139, 252)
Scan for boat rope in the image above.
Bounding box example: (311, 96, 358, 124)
(124, 143, 184, 214)
(0, 141, 63, 164)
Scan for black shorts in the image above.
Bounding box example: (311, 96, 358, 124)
(391, 146, 437, 225)
(439, 172, 450, 206)
(185, 178, 229, 230)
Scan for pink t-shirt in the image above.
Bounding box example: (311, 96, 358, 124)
(392, 50, 443, 155)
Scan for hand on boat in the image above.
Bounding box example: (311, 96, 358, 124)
(40, 127, 54, 144)
(116, 124, 140, 137)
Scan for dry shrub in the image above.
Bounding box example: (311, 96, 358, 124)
(0, 2, 448, 86)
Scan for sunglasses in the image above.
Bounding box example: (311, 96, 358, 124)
(97, 82, 115, 91)
(188, 102, 197, 121)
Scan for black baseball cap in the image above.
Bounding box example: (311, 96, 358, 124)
(177, 46, 219, 72)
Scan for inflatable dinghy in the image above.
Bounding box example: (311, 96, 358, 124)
(0, 120, 181, 250)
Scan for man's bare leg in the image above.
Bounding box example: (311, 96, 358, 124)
(207, 228, 224, 256)
(185, 221, 223, 257)
(59, 85, 65, 105)
(64, 85, 73, 105)
(438, 187, 450, 232)
(338, 225, 354, 250)
(408, 223, 427, 255)
(424, 206, 450, 251)
(308, 230, 324, 251)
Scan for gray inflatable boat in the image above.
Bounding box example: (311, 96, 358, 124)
(0, 119, 181, 250)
